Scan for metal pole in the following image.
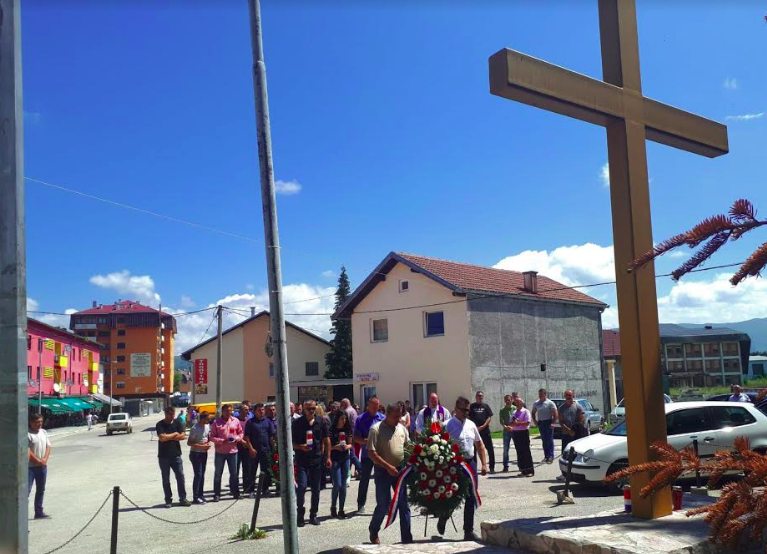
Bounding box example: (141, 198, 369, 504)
(109, 366, 113, 415)
(250, 471, 265, 533)
(0, 0, 27, 550)
(110, 486, 120, 554)
(248, 2, 298, 551)
(215, 305, 223, 415)
(38, 339, 43, 414)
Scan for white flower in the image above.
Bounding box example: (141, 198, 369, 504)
(449, 467, 457, 475)
(441, 439, 447, 445)
(445, 490, 453, 498)
(435, 470, 443, 478)
(451, 483, 459, 491)
(430, 444, 439, 454)
(438, 485, 446, 493)
(443, 476, 451, 484)
(419, 450, 427, 457)
(438, 456, 444, 464)
(419, 472, 427, 481)
(428, 479, 437, 487)
(433, 492, 441, 499)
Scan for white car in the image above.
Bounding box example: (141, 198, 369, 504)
(560, 401, 767, 491)
(608, 394, 672, 424)
(106, 413, 133, 435)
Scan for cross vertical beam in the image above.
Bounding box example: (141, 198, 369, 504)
(0, 0, 29, 549)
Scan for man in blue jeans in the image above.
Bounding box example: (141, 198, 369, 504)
(156, 406, 191, 507)
(354, 396, 385, 514)
(367, 403, 412, 545)
(498, 395, 514, 472)
(28, 413, 52, 519)
(531, 388, 558, 464)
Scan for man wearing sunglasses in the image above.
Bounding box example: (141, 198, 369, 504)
(292, 399, 332, 527)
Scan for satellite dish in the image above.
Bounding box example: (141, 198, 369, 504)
(53, 383, 60, 393)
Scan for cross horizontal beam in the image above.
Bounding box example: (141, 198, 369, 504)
(489, 49, 728, 158)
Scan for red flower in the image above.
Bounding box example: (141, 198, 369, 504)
(441, 432, 450, 441)
(426, 437, 432, 444)
(409, 454, 417, 464)
(272, 464, 279, 472)
(419, 464, 427, 472)
(420, 481, 428, 490)
(452, 443, 460, 453)
(431, 422, 442, 434)
(413, 444, 423, 454)
(455, 455, 463, 464)
(272, 453, 280, 461)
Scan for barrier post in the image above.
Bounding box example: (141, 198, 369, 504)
(110, 486, 120, 554)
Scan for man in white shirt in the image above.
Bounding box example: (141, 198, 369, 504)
(415, 393, 452, 433)
(436, 396, 488, 542)
(28, 413, 52, 519)
(728, 385, 750, 402)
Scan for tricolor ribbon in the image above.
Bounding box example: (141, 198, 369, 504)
(383, 461, 481, 530)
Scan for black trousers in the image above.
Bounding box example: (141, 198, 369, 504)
(479, 428, 495, 470)
(512, 430, 534, 475)
(438, 458, 477, 533)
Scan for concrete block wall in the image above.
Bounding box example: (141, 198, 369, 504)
(467, 296, 604, 432)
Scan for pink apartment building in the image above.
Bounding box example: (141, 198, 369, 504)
(26, 318, 101, 397)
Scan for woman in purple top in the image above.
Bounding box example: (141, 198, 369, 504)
(511, 397, 534, 477)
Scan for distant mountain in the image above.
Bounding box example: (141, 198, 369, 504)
(675, 318, 767, 352)
(174, 356, 192, 372)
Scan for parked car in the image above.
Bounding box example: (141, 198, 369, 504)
(106, 413, 133, 435)
(559, 401, 767, 491)
(608, 394, 672, 424)
(550, 398, 603, 436)
(706, 392, 757, 403)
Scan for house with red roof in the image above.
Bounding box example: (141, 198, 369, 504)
(334, 252, 608, 428)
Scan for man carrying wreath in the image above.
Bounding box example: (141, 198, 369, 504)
(436, 396, 488, 542)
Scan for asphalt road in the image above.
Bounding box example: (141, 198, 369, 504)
(29, 419, 624, 554)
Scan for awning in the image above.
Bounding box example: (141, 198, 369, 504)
(90, 393, 122, 407)
(28, 398, 76, 414)
(59, 397, 95, 411)
(77, 397, 103, 409)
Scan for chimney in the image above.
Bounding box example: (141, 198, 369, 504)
(704, 325, 713, 330)
(523, 271, 538, 293)
(250, 307, 256, 317)
(92, 300, 97, 308)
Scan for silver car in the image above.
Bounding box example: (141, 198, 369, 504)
(551, 398, 603, 435)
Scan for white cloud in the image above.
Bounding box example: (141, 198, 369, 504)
(89, 270, 161, 306)
(600, 163, 610, 189)
(27, 297, 39, 313)
(37, 309, 77, 329)
(725, 112, 764, 121)
(668, 250, 688, 259)
(722, 77, 738, 90)
(322, 270, 336, 278)
(274, 179, 302, 195)
(245, 283, 254, 291)
(495, 243, 616, 287)
(180, 295, 195, 309)
(173, 283, 336, 355)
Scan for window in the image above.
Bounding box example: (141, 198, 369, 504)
(117, 343, 126, 350)
(709, 406, 756, 428)
(116, 368, 126, 375)
(371, 319, 388, 342)
(36, 366, 41, 380)
(687, 360, 703, 372)
(412, 382, 437, 409)
(269, 363, 275, 378)
(666, 408, 709, 436)
(98, 317, 107, 324)
(577, 400, 595, 411)
(27, 365, 32, 380)
(27, 335, 31, 350)
(305, 362, 319, 377)
(722, 342, 739, 356)
(705, 359, 721, 373)
(399, 280, 409, 292)
(116, 382, 126, 389)
(117, 330, 126, 337)
(667, 361, 685, 373)
(666, 344, 684, 358)
(117, 317, 126, 324)
(424, 311, 445, 337)
(98, 331, 110, 337)
(723, 358, 741, 373)
(117, 355, 126, 362)
(684, 343, 702, 358)
(704, 343, 721, 357)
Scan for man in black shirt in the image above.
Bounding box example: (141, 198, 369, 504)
(469, 391, 495, 473)
(292, 399, 331, 527)
(156, 406, 191, 508)
(244, 403, 276, 497)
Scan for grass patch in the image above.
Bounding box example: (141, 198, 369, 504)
(671, 377, 767, 399)
(491, 427, 540, 440)
(232, 524, 267, 541)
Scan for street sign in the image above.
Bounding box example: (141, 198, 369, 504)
(195, 359, 208, 384)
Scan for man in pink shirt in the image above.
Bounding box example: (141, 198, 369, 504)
(208, 404, 244, 501)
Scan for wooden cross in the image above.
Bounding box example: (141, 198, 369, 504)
(489, 0, 728, 519)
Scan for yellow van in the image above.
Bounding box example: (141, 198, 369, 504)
(190, 401, 240, 416)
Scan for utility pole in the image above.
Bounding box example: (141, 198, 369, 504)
(0, 0, 28, 550)
(248, 1, 298, 552)
(37, 339, 43, 414)
(215, 305, 223, 415)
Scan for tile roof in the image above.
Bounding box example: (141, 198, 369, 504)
(396, 253, 606, 307)
(602, 329, 621, 358)
(74, 301, 168, 316)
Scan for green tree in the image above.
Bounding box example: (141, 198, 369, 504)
(173, 370, 182, 392)
(325, 267, 353, 379)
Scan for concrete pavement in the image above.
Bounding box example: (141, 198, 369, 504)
(29, 425, 624, 554)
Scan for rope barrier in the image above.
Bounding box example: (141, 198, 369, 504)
(41, 490, 113, 554)
(119, 491, 241, 525)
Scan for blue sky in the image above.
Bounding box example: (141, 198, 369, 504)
(22, 1, 767, 350)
